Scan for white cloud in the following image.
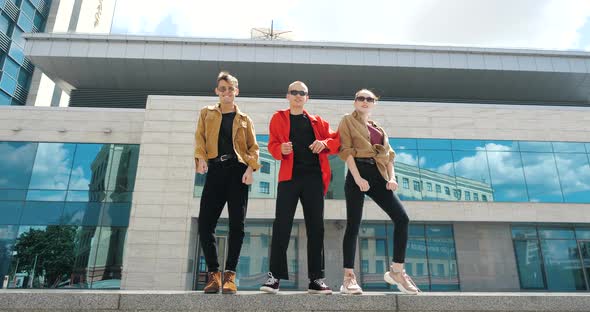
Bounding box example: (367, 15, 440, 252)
(112, 0, 590, 50)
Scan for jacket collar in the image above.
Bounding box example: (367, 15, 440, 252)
(208, 102, 247, 117)
(279, 108, 318, 123)
(351, 110, 377, 127)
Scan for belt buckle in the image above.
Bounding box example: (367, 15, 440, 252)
(219, 154, 230, 162)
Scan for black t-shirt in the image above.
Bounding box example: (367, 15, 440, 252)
(217, 112, 237, 157)
(289, 114, 320, 174)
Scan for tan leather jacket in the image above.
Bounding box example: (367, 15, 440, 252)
(338, 111, 395, 180)
(194, 103, 261, 170)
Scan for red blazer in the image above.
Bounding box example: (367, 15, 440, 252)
(268, 109, 340, 195)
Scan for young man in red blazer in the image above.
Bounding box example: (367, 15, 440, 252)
(260, 81, 339, 294)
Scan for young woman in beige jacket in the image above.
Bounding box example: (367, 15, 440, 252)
(338, 89, 419, 295)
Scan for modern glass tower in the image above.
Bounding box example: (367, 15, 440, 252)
(0, 0, 51, 106)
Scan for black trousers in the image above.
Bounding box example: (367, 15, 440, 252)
(343, 161, 410, 268)
(269, 171, 325, 281)
(198, 160, 248, 272)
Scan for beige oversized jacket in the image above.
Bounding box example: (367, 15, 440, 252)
(194, 103, 261, 170)
(337, 111, 395, 181)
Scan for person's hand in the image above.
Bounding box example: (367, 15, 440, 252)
(354, 176, 370, 192)
(242, 167, 254, 185)
(386, 179, 398, 191)
(309, 140, 327, 154)
(196, 159, 208, 174)
(281, 142, 293, 155)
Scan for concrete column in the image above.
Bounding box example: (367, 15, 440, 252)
(454, 222, 520, 291)
(122, 96, 200, 290)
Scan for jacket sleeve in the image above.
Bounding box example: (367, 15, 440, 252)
(245, 116, 262, 170)
(337, 117, 356, 161)
(194, 108, 207, 160)
(317, 117, 340, 155)
(268, 113, 286, 160)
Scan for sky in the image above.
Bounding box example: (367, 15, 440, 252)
(110, 0, 590, 51)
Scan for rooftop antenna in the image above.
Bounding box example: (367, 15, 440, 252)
(251, 20, 293, 40)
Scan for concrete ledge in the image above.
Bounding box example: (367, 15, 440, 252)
(1, 291, 590, 311)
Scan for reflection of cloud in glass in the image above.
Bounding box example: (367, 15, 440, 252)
(555, 154, 590, 196)
(0, 142, 37, 189)
(28, 143, 74, 190)
(395, 151, 422, 167)
(69, 166, 91, 190)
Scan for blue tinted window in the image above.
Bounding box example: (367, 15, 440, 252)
(511, 226, 537, 239)
(11, 27, 25, 48)
(101, 203, 131, 226)
(3, 57, 20, 79)
(513, 240, 545, 289)
(427, 238, 459, 290)
(69, 144, 103, 191)
(519, 141, 553, 153)
(0, 74, 17, 94)
(417, 139, 451, 150)
(0, 90, 11, 105)
(408, 224, 425, 237)
(26, 190, 66, 201)
(452, 150, 493, 201)
(389, 138, 417, 150)
(487, 151, 527, 202)
(28, 143, 76, 190)
(62, 202, 101, 226)
(17, 68, 29, 88)
(417, 150, 456, 201)
(0, 14, 10, 33)
(393, 150, 421, 200)
(0, 142, 37, 189)
(20, 1, 35, 19)
(538, 227, 575, 240)
(554, 153, 590, 203)
(17, 14, 33, 32)
(451, 139, 486, 151)
(0, 190, 26, 201)
(485, 140, 519, 151)
(9, 44, 25, 65)
(405, 238, 429, 290)
(552, 142, 586, 153)
(20, 201, 64, 225)
(0, 201, 23, 224)
(540, 240, 586, 291)
(427, 225, 453, 238)
(520, 153, 563, 203)
(575, 228, 590, 240)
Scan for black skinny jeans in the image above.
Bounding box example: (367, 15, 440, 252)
(343, 161, 410, 269)
(198, 159, 249, 272)
(269, 171, 325, 281)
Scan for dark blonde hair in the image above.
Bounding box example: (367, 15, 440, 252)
(217, 71, 239, 87)
(355, 89, 378, 100)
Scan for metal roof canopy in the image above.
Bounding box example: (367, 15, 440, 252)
(24, 33, 590, 105)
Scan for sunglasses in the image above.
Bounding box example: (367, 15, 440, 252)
(355, 96, 376, 103)
(289, 90, 308, 96)
(218, 86, 236, 93)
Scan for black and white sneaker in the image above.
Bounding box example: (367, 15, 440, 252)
(260, 272, 280, 294)
(308, 278, 332, 294)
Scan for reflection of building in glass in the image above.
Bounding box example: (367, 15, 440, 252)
(394, 162, 494, 202)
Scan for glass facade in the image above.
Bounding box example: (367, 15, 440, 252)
(194, 222, 299, 290)
(0, 141, 140, 289)
(0, 0, 51, 105)
(197, 137, 590, 204)
(358, 223, 459, 291)
(512, 224, 590, 291)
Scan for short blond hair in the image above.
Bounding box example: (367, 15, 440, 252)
(355, 88, 378, 100)
(217, 71, 238, 87)
(288, 81, 308, 92)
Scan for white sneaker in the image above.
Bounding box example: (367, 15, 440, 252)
(384, 265, 420, 295)
(340, 273, 362, 295)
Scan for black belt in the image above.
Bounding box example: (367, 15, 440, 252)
(355, 157, 376, 165)
(208, 154, 236, 163)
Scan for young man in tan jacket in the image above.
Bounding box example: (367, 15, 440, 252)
(194, 72, 261, 294)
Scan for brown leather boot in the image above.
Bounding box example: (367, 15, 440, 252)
(203, 271, 221, 293)
(222, 270, 237, 294)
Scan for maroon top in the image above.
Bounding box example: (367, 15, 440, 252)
(367, 124, 384, 145)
